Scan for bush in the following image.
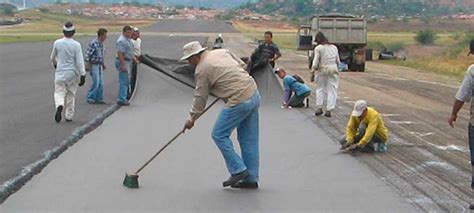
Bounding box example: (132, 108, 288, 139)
(367, 41, 385, 50)
(415, 29, 437, 45)
(386, 42, 406, 52)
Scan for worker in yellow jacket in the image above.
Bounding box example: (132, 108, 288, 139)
(340, 100, 389, 153)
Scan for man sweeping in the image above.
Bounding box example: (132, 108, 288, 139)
(340, 100, 389, 153)
(274, 67, 311, 108)
(50, 21, 86, 123)
(181, 41, 261, 189)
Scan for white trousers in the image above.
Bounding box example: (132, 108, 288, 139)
(315, 72, 339, 111)
(54, 79, 79, 120)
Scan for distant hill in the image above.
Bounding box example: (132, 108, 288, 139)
(240, 0, 474, 18)
(157, 0, 253, 9)
(3, 0, 255, 9)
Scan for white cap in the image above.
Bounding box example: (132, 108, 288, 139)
(274, 67, 283, 73)
(63, 22, 75, 32)
(352, 100, 367, 117)
(218, 34, 222, 37)
(180, 41, 207, 61)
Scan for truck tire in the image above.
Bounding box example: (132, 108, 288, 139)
(348, 62, 358, 72)
(357, 63, 365, 72)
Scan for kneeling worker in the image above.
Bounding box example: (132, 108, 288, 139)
(275, 67, 311, 108)
(341, 100, 389, 153)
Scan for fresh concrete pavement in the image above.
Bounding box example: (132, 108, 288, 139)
(1, 21, 418, 212)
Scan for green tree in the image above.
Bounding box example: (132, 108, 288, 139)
(415, 29, 437, 45)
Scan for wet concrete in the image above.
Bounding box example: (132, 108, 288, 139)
(0, 20, 417, 212)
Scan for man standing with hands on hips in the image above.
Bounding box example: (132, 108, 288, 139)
(115, 25, 136, 106)
(181, 41, 261, 189)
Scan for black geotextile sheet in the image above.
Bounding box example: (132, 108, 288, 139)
(141, 54, 283, 103)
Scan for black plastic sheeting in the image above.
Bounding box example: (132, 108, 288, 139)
(140, 53, 283, 104)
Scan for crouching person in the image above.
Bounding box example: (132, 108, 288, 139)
(340, 100, 388, 153)
(274, 67, 311, 108)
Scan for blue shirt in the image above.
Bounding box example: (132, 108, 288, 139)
(116, 35, 134, 61)
(283, 75, 311, 96)
(85, 38, 105, 64)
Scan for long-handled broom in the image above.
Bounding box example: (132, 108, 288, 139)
(123, 98, 220, 188)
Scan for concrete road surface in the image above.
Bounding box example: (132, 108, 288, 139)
(0, 21, 416, 212)
(0, 50, 416, 213)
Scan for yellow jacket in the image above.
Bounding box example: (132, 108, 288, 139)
(345, 107, 388, 147)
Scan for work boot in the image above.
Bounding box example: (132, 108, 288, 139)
(324, 111, 332, 117)
(223, 170, 249, 187)
(55, 105, 63, 123)
(231, 181, 258, 189)
(314, 108, 323, 116)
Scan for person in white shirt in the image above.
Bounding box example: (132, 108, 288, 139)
(310, 32, 341, 117)
(50, 22, 86, 123)
(131, 27, 142, 61)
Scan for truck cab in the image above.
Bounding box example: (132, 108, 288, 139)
(297, 14, 367, 72)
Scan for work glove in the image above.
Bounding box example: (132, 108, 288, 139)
(79, 75, 86, 86)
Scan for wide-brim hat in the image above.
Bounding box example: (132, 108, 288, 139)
(181, 41, 207, 61)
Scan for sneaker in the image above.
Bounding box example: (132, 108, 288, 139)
(117, 101, 130, 106)
(231, 181, 258, 189)
(55, 106, 63, 123)
(324, 111, 331, 117)
(223, 170, 249, 187)
(96, 100, 107, 105)
(470, 204, 474, 210)
(65, 119, 72, 122)
(314, 108, 323, 116)
(86, 100, 96, 104)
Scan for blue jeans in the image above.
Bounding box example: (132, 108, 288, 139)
(212, 91, 261, 183)
(340, 124, 388, 153)
(86, 64, 104, 103)
(115, 59, 131, 103)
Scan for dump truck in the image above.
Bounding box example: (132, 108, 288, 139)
(297, 14, 367, 72)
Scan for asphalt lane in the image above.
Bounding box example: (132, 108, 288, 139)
(0, 30, 210, 185)
(145, 19, 237, 33)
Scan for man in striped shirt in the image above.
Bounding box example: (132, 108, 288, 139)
(85, 28, 107, 104)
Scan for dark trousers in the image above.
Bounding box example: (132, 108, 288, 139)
(288, 91, 310, 108)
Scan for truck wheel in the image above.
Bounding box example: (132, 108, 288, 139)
(348, 63, 358, 72)
(357, 63, 365, 72)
